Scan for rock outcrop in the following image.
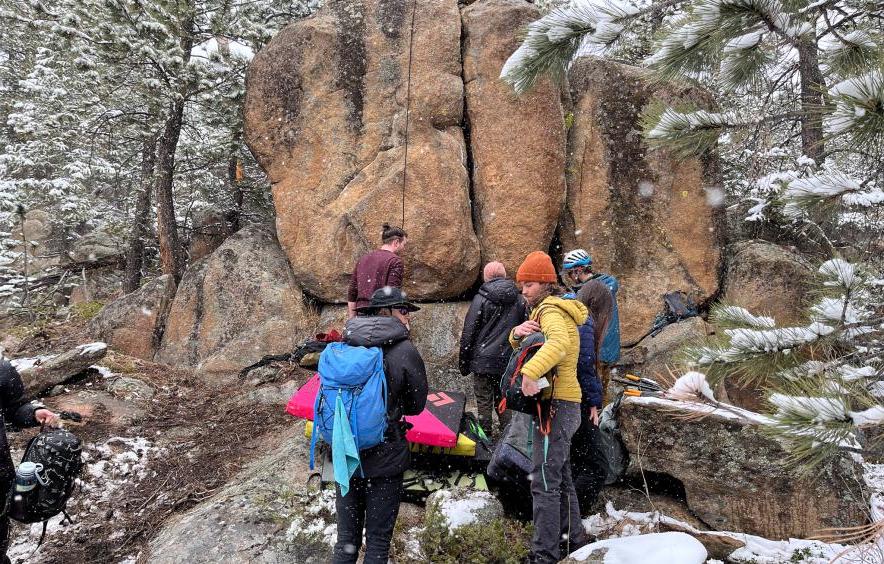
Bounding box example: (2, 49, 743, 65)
(244, 0, 481, 302)
(462, 0, 567, 274)
(155, 225, 313, 376)
(88, 275, 176, 360)
(561, 58, 725, 343)
(723, 240, 813, 325)
(16, 342, 108, 396)
(147, 428, 334, 563)
(619, 396, 867, 539)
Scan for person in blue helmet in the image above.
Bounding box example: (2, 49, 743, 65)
(561, 249, 620, 396)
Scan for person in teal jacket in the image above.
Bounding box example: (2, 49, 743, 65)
(561, 249, 620, 364)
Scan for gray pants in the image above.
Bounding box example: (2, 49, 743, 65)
(531, 400, 585, 563)
(473, 372, 511, 435)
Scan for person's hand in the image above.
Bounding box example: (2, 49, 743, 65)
(513, 320, 541, 339)
(521, 374, 541, 397)
(589, 406, 599, 426)
(35, 409, 59, 427)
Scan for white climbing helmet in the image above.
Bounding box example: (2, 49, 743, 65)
(562, 249, 592, 270)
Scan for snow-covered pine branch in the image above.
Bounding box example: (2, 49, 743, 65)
(781, 173, 884, 218)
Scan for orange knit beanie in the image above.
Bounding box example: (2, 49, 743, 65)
(516, 251, 557, 283)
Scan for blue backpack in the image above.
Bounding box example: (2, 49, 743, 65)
(309, 342, 388, 473)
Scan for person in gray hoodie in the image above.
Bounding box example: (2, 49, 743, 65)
(459, 262, 528, 436)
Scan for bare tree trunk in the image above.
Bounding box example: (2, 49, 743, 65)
(124, 136, 156, 293)
(154, 6, 195, 284)
(797, 39, 825, 162)
(227, 132, 244, 233)
(155, 101, 186, 283)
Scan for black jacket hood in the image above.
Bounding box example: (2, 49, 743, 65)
(478, 277, 520, 306)
(343, 316, 409, 348)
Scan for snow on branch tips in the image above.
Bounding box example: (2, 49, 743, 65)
(500, 3, 600, 95)
(782, 173, 884, 218)
(668, 371, 716, 401)
(643, 107, 742, 158)
(711, 304, 776, 329)
(500, 0, 642, 95)
(826, 69, 884, 145)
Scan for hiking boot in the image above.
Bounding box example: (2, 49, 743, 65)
(560, 533, 593, 559)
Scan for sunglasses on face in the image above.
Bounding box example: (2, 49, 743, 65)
(395, 307, 411, 315)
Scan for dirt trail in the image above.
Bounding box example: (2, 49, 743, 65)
(5, 325, 306, 563)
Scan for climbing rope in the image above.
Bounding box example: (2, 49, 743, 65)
(401, 0, 417, 229)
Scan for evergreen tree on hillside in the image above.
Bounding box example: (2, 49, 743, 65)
(0, 0, 315, 290)
(501, 0, 884, 474)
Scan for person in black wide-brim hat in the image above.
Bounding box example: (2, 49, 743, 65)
(355, 286, 421, 320)
(334, 286, 427, 564)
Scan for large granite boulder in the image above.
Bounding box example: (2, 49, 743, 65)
(723, 240, 813, 325)
(462, 0, 567, 274)
(87, 275, 177, 360)
(619, 396, 867, 539)
(147, 428, 335, 563)
(561, 58, 725, 344)
(244, 0, 480, 302)
(155, 225, 314, 376)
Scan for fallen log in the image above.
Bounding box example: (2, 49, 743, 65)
(19, 342, 108, 396)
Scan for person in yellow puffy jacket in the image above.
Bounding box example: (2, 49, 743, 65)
(509, 251, 590, 563)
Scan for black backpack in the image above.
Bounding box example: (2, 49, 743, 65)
(498, 333, 555, 416)
(9, 428, 82, 539)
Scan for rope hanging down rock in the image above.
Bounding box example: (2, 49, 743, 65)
(401, 0, 417, 229)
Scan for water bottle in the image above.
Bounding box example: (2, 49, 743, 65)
(10, 461, 43, 520)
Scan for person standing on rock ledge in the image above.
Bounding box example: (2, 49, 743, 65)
(333, 287, 427, 564)
(347, 224, 408, 319)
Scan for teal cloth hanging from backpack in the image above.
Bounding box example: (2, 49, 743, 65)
(333, 394, 361, 496)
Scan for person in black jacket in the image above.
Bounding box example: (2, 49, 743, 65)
(459, 262, 528, 436)
(333, 287, 428, 564)
(0, 359, 58, 562)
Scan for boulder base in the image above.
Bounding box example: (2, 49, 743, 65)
(88, 275, 176, 360)
(155, 225, 314, 377)
(619, 397, 867, 539)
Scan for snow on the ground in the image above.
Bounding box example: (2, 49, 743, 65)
(569, 531, 707, 563)
(434, 489, 498, 529)
(9, 355, 52, 372)
(583, 500, 884, 564)
(285, 487, 337, 547)
(6, 436, 162, 562)
(91, 364, 116, 378)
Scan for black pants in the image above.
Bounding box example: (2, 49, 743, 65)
(333, 474, 403, 564)
(0, 514, 9, 564)
(570, 416, 607, 516)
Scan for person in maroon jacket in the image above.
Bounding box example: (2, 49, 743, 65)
(347, 224, 408, 319)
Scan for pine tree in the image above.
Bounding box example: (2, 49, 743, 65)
(501, 0, 884, 473)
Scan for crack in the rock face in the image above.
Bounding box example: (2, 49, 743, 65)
(331, 0, 367, 132)
(459, 4, 481, 260)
